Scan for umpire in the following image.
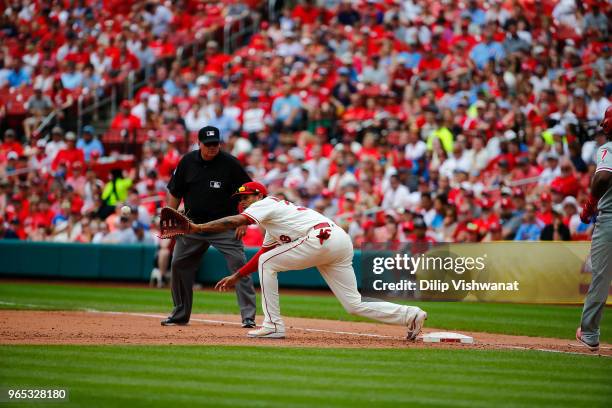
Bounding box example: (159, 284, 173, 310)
(162, 125, 257, 327)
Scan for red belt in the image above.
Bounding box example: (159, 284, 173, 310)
(313, 222, 330, 230)
(313, 222, 331, 245)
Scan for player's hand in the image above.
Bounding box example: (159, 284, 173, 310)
(215, 272, 240, 291)
(235, 225, 247, 240)
(580, 196, 597, 224)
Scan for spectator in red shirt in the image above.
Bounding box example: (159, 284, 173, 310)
(449, 19, 478, 51)
(157, 138, 181, 179)
(0, 130, 24, 159)
(550, 160, 580, 197)
(292, 0, 321, 26)
(406, 217, 437, 245)
(204, 40, 231, 75)
(537, 192, 555, 225)
(27, 199, 54, 230)
(111, 41, 140, 74)
(417, 45, 442, 81)
(111, 101, 142, 132)
(52, 132, 85, 171)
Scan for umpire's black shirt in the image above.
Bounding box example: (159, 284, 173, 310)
(167, 150, 251, 224)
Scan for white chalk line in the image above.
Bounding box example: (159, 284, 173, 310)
(0, 301, 395, 339)
(0, 300, 51, 308)
(2, 300, 611, 357)
(86, 309, 397, 339)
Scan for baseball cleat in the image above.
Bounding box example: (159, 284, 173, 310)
(575, 327, 599, 352)
(242, 318, 256, 328)
(160, 318, 188, 326)
(247, 327, 285, 339)
(407, 310, 427, 341)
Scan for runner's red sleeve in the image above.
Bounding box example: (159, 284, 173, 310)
(237, 245, 279, 277)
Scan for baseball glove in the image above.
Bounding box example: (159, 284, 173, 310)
(158, 207, 192, 239)
(580, 195, 597, 224)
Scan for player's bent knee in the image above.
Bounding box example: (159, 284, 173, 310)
(342, 300, 364, 316)
(260, 264, 278, 278)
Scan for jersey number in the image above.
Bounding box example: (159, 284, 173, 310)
(603, 150, 608, 162)
(279, 235, 292, 243)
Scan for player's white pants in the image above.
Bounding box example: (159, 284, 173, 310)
(257, 224, 423, 331)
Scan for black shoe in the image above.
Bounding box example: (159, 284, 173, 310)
(161, 318, 188, 326)
(242, 318, 256, 328)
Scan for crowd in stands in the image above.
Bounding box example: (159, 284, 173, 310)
(0, 0, 258, 243)
(0, 0, 253, 139)
(0, 0, 611, 247)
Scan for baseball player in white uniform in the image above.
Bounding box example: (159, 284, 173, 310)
(188, 181, 427, 339)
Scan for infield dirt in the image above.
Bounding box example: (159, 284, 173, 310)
(0, 310, 610, 357)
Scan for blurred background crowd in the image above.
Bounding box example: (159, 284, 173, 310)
(0, 0, 610, 247)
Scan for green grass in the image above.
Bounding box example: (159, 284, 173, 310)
(0, 346, 611, 408)
(1, 284, 610, 407)
(1, 282, 609, 342)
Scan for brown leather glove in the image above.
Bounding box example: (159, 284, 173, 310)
(158, 207, 191, 239)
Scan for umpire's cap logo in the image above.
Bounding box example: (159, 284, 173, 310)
(198, 126, 221, 143)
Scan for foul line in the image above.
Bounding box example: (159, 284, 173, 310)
(2, 300, 610, 357)
(86, 309, 397, 339)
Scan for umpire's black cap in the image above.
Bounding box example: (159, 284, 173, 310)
(198, 126, 221, 143)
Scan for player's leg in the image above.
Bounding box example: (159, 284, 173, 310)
(256, 236, 323, 333)
(318, 256, 424, 324)
(209, 230, 257, 323)
(579, 219, 612, 347)
(317, 227, 426, 339)
(165, 235, 210, 324)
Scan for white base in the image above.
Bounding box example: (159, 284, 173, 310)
(422, 332, 474, 344)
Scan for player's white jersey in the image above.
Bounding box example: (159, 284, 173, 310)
(241, 196, 330, 246)
(595, 142, 612, 213)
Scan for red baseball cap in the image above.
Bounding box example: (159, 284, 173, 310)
(232, 181, 268, 198)
(601, 105, 612, 134)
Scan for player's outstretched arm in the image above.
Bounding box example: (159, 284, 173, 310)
(215, 244, 279, 291)
(190, 215, 250, 234)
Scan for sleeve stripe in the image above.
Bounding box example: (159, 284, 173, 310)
(241, 212, 260, 224)
(239, 214, 255, 225)
(595, 167, 612, 173)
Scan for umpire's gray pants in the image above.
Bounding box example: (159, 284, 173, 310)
(168, 230, 256, 323)
(580, 213, 612, 344)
